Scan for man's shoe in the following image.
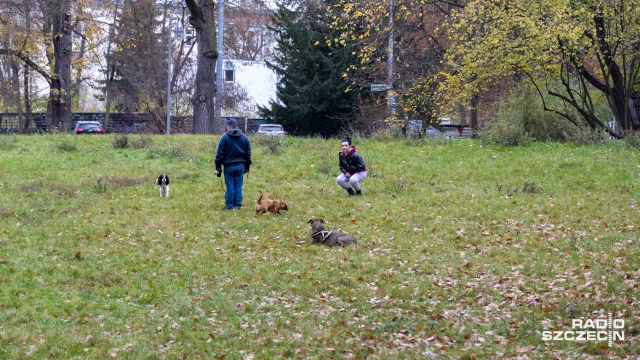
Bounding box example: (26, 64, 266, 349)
(234, 206, 242, 210)
(347, 188, 355, 196)
(356, 190, 362, 196)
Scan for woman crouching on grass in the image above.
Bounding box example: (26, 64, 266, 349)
(336, 137, 367, 196)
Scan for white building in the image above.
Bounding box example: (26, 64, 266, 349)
(222, 59, 279, 118)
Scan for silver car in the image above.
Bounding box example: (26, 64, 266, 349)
(256, 124, 287, 137)
(425, 125, 445, 138)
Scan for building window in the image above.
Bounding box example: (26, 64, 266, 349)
(224, 69, 235, 82)
(174, 26, 184, 39)
(185, 26, 195, 46)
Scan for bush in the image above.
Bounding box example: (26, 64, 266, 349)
(480, 115, 532, 146)
(94, 176, 107, 194)
(565, 127, 609, 146)
(480, 87, 580, 146)
(253, 135, 283, 153)
(370, 128, 400, 142)
(112, 133, 153, 150)
(111, 133, 129, 149)
(520, 93, 576, 142)
(369, 125, 423, 141)
(625, 130, 640, 151)
(163, 146, 186, 159)
(55, 136, 78, 152)
(130, 134, 153, 149)
(0, 134, 17, 150)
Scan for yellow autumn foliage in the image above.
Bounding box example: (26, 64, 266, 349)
(439, 0, 640, 110)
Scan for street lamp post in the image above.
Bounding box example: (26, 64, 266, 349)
(158, 0, 182, 135)
(166, 17, 174, 135)
(214, 0, 225, 131)
(387, 0, 395, 120)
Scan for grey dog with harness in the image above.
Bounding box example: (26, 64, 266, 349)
(308, 218, 357, 247)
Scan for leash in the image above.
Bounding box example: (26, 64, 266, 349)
(216, 167, 248, 191)
(217, 171, 224, 191)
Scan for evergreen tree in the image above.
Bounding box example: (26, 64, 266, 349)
(259, 0, 359, 136)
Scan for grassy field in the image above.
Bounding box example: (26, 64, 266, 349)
(0, 133, 638, 359)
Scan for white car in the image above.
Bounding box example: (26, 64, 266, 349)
(256, 124, 287, 137)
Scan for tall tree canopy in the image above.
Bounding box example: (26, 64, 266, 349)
(0, 0, 76, 131)
(440, 0, 640, 136)
(331, 0, 465, 125)
(111, 0, 165, 117)
(259, 0, 360, 136)
(1, 0, 113, 132)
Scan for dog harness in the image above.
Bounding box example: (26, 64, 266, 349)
(312, 230, 334, 243)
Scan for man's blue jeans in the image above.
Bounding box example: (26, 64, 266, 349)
(223, 164, 244, 209)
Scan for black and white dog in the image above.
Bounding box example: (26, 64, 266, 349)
(156, 174, 170, 197)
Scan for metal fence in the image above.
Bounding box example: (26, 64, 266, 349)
(0, 113, 269, 134)
(0, 113, 181, 133)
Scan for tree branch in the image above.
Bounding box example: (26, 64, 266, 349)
(0, 48, 53, 84)
(516, 64, 581, 127)
(579, 65, 607, 92)
(434, 0, 466, 9)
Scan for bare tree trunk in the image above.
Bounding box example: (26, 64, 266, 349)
(632, 95, 640, 131)
(10, 61, 24, 131)
(103, 2, 119, 132)
(470, 94, 479, 138)
(578, 11, 640, 133)
(186, 0, 217, 134)
(104, 69, 114, 131)
(47, 0, 73, 132)
(458, 103, 466, 125)
(72, 22, 86, 111)
(21, 64, 33, 133)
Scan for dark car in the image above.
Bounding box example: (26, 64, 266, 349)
(74, 121, 104, 134)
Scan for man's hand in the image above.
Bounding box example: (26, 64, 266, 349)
(215, 168, 222, 177)
(244, 166, 250, 174)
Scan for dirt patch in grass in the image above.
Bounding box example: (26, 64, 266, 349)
(18, 181, 76, 197)
(107, 176, 149, 188)
(51, 183, 77, 197)
(18, 182, 44, 193)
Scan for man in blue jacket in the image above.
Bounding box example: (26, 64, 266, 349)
(215, 118, 252, 209)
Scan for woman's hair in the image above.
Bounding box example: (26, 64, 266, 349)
(341, 137, 352, 145)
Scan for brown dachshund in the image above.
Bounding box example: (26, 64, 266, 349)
(255, 191, 289, 216)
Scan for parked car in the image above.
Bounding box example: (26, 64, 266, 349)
(406, 120, 423, 135)
(74, 121, 104, 134)
(256, 123, 287, 137)
(387, 120, 423, 136)
(425, 125, 445, 138)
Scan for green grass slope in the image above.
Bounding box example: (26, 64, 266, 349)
(0, 134, 638, 359)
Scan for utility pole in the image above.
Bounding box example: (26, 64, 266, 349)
(166, 17, 173, 135)
(164, 0, 182, 135)
(387, 0, 395, 121)
(214, 0, 224, 131)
